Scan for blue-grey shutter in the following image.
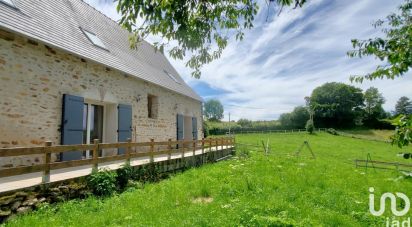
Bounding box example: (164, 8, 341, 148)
(177, 114, 184, 141)
(118, 104, 132, 155)
(192, 117, 198, 140)
(61, 94, 84, 161)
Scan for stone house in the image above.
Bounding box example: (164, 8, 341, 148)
(0, 0, 203, 168)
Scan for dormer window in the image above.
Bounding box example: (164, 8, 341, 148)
(80, 28, 107, 50)
(164, 70, 181, 84)
(0, 0, 16, 7)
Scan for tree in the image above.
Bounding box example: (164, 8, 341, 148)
(237, 118, 252, 128)
(309, 82, 364, 128)
(348, 0, 412, 82)
(117, 0, 307, 78)
(363, 87, 387, 128)
(348, 0, 412, 147)
(305, 119, 314, 134)
(204, 99, 224, 121)
(279, 106, 309, 129)
(364, 87, 385, 116)
(395, 96, 412, 115)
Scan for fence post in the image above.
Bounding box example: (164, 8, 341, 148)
(126, 138, 131, 165)
(168, 139, 172, 160)
(42, 141, 52, 183)
(201, 138, 205, 155)
(150, 139, 155, 163)
(181, 140, 185, 159)
(221, 137, 224, 150)
(92, 139, 99, 170)
(192, 139, 196, 156)
(209, 138, 212, 153)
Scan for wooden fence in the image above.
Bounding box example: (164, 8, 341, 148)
(0, 137, 235, 182)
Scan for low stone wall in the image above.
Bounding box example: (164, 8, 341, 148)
(0, 147, 234, 223)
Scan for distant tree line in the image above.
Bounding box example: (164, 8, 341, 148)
(281, 82, 411, 129)
(202, 85, 411, 135)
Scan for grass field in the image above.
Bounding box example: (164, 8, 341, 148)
(5, 132, 412, 226)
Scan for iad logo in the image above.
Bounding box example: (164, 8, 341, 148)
(369, 187, 410, 216)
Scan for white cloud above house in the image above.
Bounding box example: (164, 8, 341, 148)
(85, 0, 412, 120)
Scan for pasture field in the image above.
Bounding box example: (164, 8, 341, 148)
(5, 132, 412, 226)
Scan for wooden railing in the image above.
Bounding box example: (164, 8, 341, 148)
(0, 137, 235, 181)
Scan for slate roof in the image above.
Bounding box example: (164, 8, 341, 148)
(0, 0, 202, 101)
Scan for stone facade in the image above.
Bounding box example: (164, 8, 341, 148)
(0, 30, 203, 168)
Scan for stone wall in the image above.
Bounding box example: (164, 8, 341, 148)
(0, 29, 203, 168)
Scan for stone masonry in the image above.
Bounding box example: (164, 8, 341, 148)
(0, 29, 203, 168)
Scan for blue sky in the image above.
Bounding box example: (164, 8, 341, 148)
(85, 0, 412, 120)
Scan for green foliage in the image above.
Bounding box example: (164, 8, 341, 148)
(87, 169, 117, 197)
(348, 0, 412, 82)
(395, 96, 412, 115)
(134, 163, 163, 183)
(116, 163, 136, 190)
(117, 0, 306, 78)
(235, 145, 251, 159)
(202, 121, 210, 137)
(12, 133, 412, 226)
(305, 119, 314, 134)
(204, 99, 224, 121)
(309, 82, 364, 128)
(279, 106, 310, 129)
(206, 120, 281, 135)
(362, 87, 388, 128)
(237, 118, 253, 128)
(391, 114, 412, 148)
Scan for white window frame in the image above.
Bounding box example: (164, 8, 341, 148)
(84, 100, 107, 158)
(80, 28, 108, 50)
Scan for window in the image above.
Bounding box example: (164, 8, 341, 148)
(81, 28, 107, 50)
(0, 0, 16, 7)
(147, 95, 158, 119)
(164, 70, 181, 84)
(83, 103, 104, 158)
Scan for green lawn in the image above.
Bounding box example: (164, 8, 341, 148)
(5, 132, 412, 226)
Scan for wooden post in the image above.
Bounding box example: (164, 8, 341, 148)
(42, 141, 52, 183)
(209, 138, 212, 153)
(201, 138, 205, 155)
(181, 140, 184, 159)
(126, 138, 132, 165)
(221, 137, 224, 150)
(167, 139, 172, 160)
(92, 139, 99, 170)
(150, 139, 155, 163)
(192, 139, 196, 157)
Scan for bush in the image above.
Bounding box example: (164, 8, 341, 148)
(134, 163, 163, 183)
(87, 168, 117, 196)
(305, 119, 315, 134)
(203, 121, 210, 137)
(326, 128, 338, 135)
(116, 163, 136, 189)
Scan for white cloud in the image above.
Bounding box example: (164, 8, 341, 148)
(86, 0, 412, 121)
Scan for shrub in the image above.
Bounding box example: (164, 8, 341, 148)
(116, 163, 136, 189)
(305, 119, 315, 134)
(326, 128, 338, 135)
(134, 163, 162, 183)
(87, 168, 117, 196)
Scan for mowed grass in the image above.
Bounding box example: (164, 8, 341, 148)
(5, 132, 412, 226)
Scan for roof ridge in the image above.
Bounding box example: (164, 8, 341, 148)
(78, 0, 120, 26)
